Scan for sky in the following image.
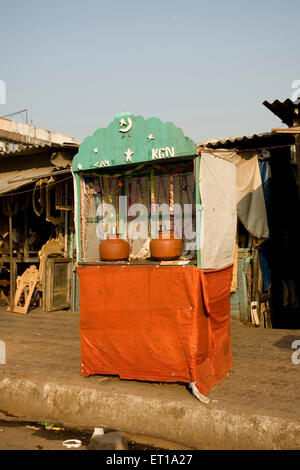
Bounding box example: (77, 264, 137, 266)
(1, 0, 300, 144)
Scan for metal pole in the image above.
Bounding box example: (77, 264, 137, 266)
(0, 108, 28, 123)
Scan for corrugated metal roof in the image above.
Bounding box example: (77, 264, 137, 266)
(0, 142, 76, 195)
(263, 98, 300, 127)
(0, 141, 79, 158)
(197, 130, 294, 150)
(0, 166, 67, 195)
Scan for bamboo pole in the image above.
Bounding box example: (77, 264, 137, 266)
(9, 215, 14, 313)
(64, 183, 68, 257)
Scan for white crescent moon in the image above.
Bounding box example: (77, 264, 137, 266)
(119, 117, 132, 133)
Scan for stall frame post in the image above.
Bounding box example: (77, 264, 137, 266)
(195, 155, 202, 268)
(74, 172, 82, 263)
(118, 177, 126, 239)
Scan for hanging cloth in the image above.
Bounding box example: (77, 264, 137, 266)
(258, 158, 272, 292)
(199, 149, 269, 269)
(199, 152, 237, 270)
(235, 151, 269, 240)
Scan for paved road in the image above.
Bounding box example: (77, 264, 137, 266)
(0, 307, 299, 449)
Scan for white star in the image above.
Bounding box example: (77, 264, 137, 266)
(120, 118, 127, 126)
(147, 134, 154, 141)
(124, 148, 134, 162)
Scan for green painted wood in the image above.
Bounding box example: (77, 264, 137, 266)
(72, 113, 196, 172)
(74, 172, 82, 262)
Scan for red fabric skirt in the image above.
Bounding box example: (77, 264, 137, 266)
(78, 264, 233, 395)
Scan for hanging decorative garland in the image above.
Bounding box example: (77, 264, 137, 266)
(32, 179, 47, 216)
(150, 170, 155, 217)
(46, 177, 64, 225)
(169, 172, 174, 231)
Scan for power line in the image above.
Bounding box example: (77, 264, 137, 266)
(0, 109, 28, 124)
(0, 174, 73, 197)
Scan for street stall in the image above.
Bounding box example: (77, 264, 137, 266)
(72, 113, 236, 399)
(0, 144, 78, 313)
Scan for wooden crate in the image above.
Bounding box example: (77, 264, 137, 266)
(45, 257, 72, 311)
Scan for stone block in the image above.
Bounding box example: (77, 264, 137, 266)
(87, 432, 128, 450)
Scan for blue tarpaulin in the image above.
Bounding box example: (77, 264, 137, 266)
(258, 158, 272, 292)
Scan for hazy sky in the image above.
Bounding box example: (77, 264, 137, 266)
(1, 0, 300, 144)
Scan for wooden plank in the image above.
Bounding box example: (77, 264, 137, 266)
(13, 265, 39, 314)
(231, 239, 239, 293)
(45, 258, 72, 311)
(14, 280, 37, 314)
(77, 260, 197, 266)
(272, 127, 300, 133)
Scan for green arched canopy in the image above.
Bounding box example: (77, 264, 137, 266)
(72, 113, 197, 172)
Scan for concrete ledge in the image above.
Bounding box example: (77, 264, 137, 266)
(0, 377, 299, 450)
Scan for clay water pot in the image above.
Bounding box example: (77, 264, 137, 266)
(99, 234, 130, 261)
(150, 230, 183, 261)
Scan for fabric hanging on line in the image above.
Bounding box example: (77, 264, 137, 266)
(235, 151, 269, 240)
(199, 149, 270, 270)
(258, 157, 272, 292)
(199, 152, 237, 270)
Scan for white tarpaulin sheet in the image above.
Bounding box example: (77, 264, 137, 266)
(200, 152, 237, 270)
(199, 149, 269, 270)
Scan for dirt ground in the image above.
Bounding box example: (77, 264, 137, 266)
(0, 417, 163, 450)
(0, 417, 90, 450)
(0, 306, 300, 425)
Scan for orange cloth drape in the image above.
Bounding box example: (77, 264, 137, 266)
(78, 264, 233, 395)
